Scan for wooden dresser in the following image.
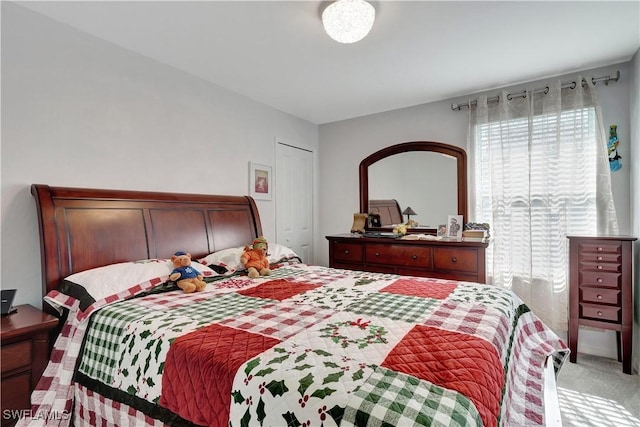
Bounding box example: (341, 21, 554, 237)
(326, 234, 489, 283)
(1, 304, 58, 426)
(567, 235, 636, 374)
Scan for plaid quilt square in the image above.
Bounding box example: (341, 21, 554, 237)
(237, 279, 319, 301)
(499, 310, 570, 427)
(341, 366, 482, 427)
(78, 301, 156, 384)
(423, 300, 512, 360)
(345, 291, 439, 323)
(258, 266, 307, 280)
(217, 302, 335, 340)
(381, 278, 457, 299)
(169, 292, 270, 322)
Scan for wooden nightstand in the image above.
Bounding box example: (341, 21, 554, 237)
(1, 304, 58, 426)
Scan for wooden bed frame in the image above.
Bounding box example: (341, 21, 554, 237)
(32, 184, 263, 305)
(368, 199, 403, 225)
(30, 184, 563, 425)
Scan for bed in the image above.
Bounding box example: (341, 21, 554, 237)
(368, 199, 403, 226)
(24, 184, 569, 427)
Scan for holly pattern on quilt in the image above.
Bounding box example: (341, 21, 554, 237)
(113, 313, 205, 402)
(350, 270, 398, 282)
(449, 283, 520, 317)
(319, 318, 388, 349)
(230, 344, 378, 427)
(289, 285, 369, 310)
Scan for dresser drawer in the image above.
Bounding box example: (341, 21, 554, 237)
(332, 242, 363, 262)
(433, 248, 478, 272)
(579, 287, 620, 305)
(579, 252, 621, 264)
(366, 244, 431, 268)
(579, 271, 621, 288)
(578, 261, 621, 273)
(580, 303, 621, 322)
(578, 242, 621, 255)
(0, 340, 32, 374)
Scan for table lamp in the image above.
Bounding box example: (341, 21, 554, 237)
(402, 207, 417, 223)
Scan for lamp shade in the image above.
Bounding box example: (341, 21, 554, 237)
(322, 0, 375, 44)
(402, 207, 417, 216)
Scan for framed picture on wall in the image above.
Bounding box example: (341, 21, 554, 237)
(446, 215, 463, 240)
(249, 162, 272, 200)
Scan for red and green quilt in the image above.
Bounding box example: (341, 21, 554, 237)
(37, 263, 569, 426)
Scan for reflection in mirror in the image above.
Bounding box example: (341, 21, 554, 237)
(369, 151, 457, 227)
(359, 141, 468, 232)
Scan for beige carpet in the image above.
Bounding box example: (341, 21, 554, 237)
(556, 353, 640, 427)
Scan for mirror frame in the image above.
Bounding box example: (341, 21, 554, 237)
(359, 141, 468, 230)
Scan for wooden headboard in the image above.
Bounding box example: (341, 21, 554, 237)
(31, 184, 263, 298)
(368, 199, 403, 225)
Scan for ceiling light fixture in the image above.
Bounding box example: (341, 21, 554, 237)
(322, 0, 375, 44)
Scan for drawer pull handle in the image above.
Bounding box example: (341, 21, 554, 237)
(412, 255, 417, 260)
(596, 278, 603, 283)
(597, 256, 603, 261)
(597, 265, 603, 270)
(344, 250, 350, 254)
(451, 257, 457, 263)
(597, 294, 603, 300)
(597, 247, 603, 252)
(597, 311, 603, 316)
(375, 252, 380, 257)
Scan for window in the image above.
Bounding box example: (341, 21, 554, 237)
(474, 107, 598, 283)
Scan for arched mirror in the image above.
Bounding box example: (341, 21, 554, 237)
(359, 141, 468, 232)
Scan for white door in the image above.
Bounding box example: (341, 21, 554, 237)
(276, 141, 313, 263)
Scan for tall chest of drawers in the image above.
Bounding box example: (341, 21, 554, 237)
(326, 234, 489, 283)
(567, 235, 637, 374)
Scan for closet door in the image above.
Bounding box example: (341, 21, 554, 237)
(276, 140, 314, 263)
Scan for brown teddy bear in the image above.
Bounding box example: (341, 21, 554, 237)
(240, 237, 271, 278)
(169, 251, 207, 293)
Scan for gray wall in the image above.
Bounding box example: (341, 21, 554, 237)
(1, 3, 319, 308)
(630, 49, 639, 374)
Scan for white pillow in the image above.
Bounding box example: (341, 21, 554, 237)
(199, 243, 301, 273)
(268, 243, 301, 263)
(199, 247, 245, 273)
(54, 259, 216, 311)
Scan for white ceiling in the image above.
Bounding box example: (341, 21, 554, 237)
(17, 1, 640, 124)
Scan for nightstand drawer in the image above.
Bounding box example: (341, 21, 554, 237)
(579, 271, 621, 288)
(0, 341, 32, 374)
(580, 303, 621, 322)
(332, 242, 363, 262)
(366, 244, 431, 267)
(579, 287, 620, 305)
(1, 371, 30, 411)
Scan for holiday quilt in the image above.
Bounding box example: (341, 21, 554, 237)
(26, 263, 568, 427)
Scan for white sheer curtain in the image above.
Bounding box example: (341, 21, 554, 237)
(468, 77, 618, 330)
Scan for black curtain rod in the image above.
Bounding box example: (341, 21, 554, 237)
(451, 70, 620, 111)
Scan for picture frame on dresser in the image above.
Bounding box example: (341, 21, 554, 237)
(446, 215, 463, 239)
